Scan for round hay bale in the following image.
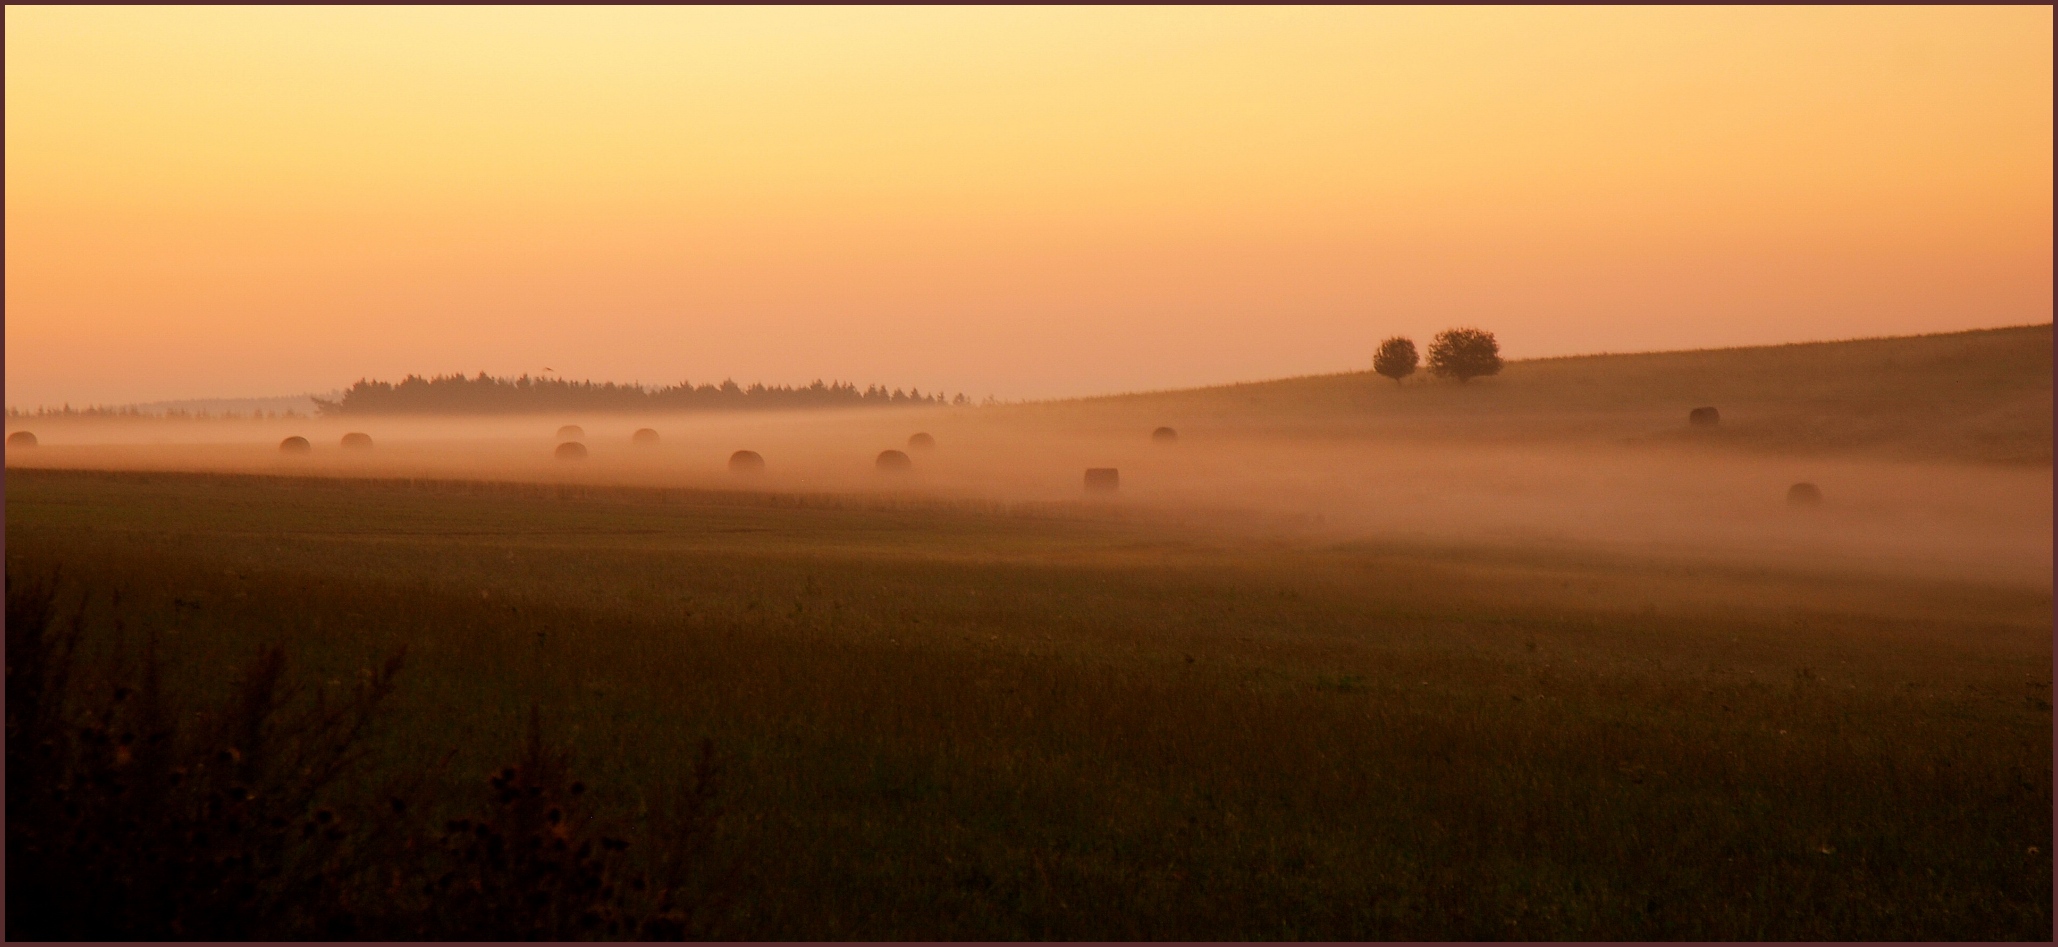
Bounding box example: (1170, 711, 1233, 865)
(1689, 406, 1720, 427)
(907, 432, 935, 449)
(1787, 482, 1823, 507)
(632, 428, 660, 446)
(279, 436, 312, 454)
(1151, 426, 1178, 444)
(557, 424, 585, 439)
(7, 431, 37, 448)
(340, 432, 374, 449)
(555, 441, 588, 460)
(876, 449, 912, 472)
(729, 450, 765, 473)
(1084, 467, 1120, 493)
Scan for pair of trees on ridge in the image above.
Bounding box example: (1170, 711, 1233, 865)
(1373, 328, 1503, 385)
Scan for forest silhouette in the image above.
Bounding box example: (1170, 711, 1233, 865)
(316, 373, 965, 415)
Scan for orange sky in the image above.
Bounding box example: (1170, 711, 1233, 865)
(6, 6, 2051, 407)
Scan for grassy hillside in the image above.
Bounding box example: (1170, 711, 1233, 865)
(1032, 324, 2052, 465)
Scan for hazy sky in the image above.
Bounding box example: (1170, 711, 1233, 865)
(6, 6, 2051, 407)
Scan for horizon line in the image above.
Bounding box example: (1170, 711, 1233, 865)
(11, 320, 2049, 416)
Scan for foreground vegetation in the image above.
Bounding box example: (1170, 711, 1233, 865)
(6, 573, 723, 941)
(6, 467, 2050, 939)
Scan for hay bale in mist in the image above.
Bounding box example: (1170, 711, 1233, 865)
(876, 449, 912, 472)
(1689, 407, 1720, 427)
(557, 425, 585, 439)
(632, 428, 660, 446)
(7, 431, 36, 448)
(729, 450, 765, 474)
(1787, 482, 1823, 507)
(907, 432, 935, 449)
(340, 432, 374, 449)
(1084, 467, 1120, 493)
(555, 441, 588, 460)
(1152, 426, 1178, 444)
(279, 436, 312, 454)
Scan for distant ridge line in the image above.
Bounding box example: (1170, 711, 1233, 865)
(1514, 322, 2053, 365)
(11, 323, 2045, 418)
(1046, 322, 2053, 405)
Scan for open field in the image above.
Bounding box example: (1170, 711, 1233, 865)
(1048, 323, 2054, 465)
(6, 326, 2051, 938)
(7, 328, 2053, 582)
(9, 323, 2052, 465)
(6, 465, 2050, 939)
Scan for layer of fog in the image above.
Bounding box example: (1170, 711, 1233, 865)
(8, 407, 2050, 589)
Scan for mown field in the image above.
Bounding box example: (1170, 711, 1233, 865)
(6, 466, 2049, 940)
(1041, 323, 2053, 465)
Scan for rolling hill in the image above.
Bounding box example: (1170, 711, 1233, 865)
(1028, 324, 2052, 465)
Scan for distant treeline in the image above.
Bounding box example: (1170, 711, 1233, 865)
(315, 373, 971, 416)
(5, 405, 307, 421)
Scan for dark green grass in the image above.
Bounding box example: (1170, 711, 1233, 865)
(7, 467, 2050, 939)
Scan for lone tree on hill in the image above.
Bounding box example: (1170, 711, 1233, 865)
(1428, 327, 1503, 383)
(1372, 336, 1419, 385)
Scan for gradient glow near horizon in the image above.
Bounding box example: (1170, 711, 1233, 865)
(6, 6, 2051, 407)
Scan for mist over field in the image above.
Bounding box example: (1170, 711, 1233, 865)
(12, 327, 2050, 588)
(10, 333, 2051, 943)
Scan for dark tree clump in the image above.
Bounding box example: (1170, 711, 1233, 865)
(1372, 337, 1419, 385)
(315, 372, 968, 416)
(1427, 328, 1503, 384)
